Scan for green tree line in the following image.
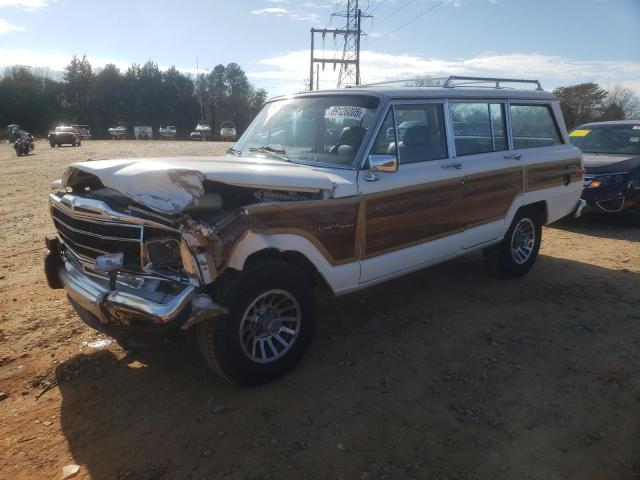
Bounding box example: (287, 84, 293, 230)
(0, 55, 268, 138)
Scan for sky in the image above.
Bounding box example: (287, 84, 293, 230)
(0, 0, 639, 97)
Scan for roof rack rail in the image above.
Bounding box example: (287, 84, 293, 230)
(350, 75, 543, 91)
(443, 76, 543, 90)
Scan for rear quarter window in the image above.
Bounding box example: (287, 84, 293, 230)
(510, 104, 563, 149)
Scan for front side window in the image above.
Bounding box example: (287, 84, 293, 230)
(510, 104, 562, 149)
(391, 104, 448, 164)
(370, 109, 397, 157)
(234, 95, 380, 166)
(450, 102, 508, 156)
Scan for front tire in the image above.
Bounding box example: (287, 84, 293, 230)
(197, 259, 316, 386)
(483, 208, 542, 278)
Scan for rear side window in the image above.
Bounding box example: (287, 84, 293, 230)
(510, 104, 562, 149)
(391, 104, 448, 164)
(450, 102, 508, 156)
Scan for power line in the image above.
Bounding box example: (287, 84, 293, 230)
(366, 0, 384, 14)
(385, 0, 444, 36)
(369, 0, 444, 41)
(375, 0, 412, 25)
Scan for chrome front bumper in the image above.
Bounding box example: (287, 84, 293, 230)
(573, 198, 588, 218)
(45, 237, 226, 334)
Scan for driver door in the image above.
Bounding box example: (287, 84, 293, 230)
(358, 101, 466, 285)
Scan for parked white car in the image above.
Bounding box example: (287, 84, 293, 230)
(220, 121, 237, 141)
(133, 126, 153, 140)
(45, 76, 584, 385)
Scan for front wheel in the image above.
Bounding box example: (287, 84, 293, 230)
(483, 208, 542, 278)
(197, 259, 316, 385)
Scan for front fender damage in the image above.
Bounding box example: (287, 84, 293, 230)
(179, 210, 253, 285)
(63, 162, 331, 287)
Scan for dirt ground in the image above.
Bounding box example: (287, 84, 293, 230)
(1, 140, 639, 480)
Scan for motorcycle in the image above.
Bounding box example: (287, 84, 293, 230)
(14, 133, 34, 156)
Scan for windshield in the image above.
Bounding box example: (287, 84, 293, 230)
(570, 124, 640, 155)
(56, 127, 74, 133)
(234, 95, 380, 167)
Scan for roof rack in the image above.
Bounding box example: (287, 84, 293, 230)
(349, 75, 543, 91)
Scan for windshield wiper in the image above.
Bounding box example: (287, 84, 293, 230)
(249, 146, 290, 162)
(227, 147, 242, 156)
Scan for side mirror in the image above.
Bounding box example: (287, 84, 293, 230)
(368, 154, 398, 173)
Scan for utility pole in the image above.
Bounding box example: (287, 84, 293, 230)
(309, 0, 370, 90)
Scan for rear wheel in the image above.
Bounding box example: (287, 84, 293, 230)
(197, 259, 316, 386)
(483, 208, 542, 278)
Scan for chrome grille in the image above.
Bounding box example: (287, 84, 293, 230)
(51, 204, 143, 270)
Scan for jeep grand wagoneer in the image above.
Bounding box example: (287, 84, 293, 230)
(45, 76, 585, 385)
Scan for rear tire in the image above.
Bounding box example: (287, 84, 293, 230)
(197, 259, 316, 386)
(483, 207, 542, 278)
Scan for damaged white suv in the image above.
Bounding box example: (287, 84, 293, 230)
(45, 77, 585, 385)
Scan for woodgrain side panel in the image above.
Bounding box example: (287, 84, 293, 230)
(365, 178, 465, 257)
(248, 201, 360, 263)
(526, 159, 582, 192)
(464, 167, 522, 226)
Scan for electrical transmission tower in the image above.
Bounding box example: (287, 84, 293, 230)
(309, 0, 371, 90)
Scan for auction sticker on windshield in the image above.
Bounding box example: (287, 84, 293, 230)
(326, 106, 367, 121)
(570, 129, 591, 137)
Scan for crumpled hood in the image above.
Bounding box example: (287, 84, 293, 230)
(62, 155, 345, 214)
(583, 153, 640, 174)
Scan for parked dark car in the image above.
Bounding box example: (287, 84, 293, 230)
(569, 120, 640, 225)
(48, 126, 82, 147)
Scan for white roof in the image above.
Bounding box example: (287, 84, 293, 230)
(275, 86, 557, 102)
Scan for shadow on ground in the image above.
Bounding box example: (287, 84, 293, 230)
(56, 254, 640, 480)
(550, 213, 639, 242)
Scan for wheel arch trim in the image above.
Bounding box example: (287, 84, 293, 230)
(225, 232, 360, 294)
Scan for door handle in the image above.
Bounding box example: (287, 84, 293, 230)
(441, 162, 463, 169)
(363, 171, 379, 182)
(504, 154, 522, 160)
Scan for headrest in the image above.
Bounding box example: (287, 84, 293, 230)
(403, 125, 434, 146)
(338, 126, 366, 146)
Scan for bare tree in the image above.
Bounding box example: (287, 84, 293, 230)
(601, 85, 640, 121)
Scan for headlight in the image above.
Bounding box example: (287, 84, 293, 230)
(145, 238, 182, 267)
(587, 174, 626, 188)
